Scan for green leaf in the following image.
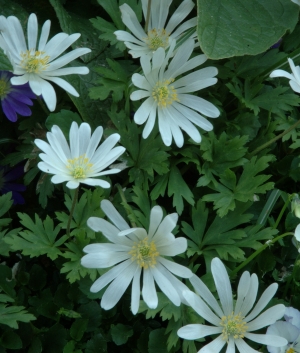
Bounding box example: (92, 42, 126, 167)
(60, 238, 98, 283)
(85, 333, 107, 353)
(111, 323, 133, 345)
(70, 319, 89, 341)
(90, 17, 126, 52)
(148, 328, 168, 353)
(0, 47, 13, 71)
(167, 165, 194, 214)
(197, 132, 248, 186)
(4, 213, 65, 260)
(203, 156, 274, 217)
(45, 110, 82, 136)
(197, 0, 299, 59)
(0, 304, 36, 329)
(0, 331, 22, 349)
(36, 173, 55, 209)
(0, 193, 13, 219)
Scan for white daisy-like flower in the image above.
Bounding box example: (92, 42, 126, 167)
(81, 200, 193, 314)
(270, 58, 300, 94)
(177, 258, 288, 353)
(0, 13, 91, 111)
(34, 122, 125, 189)
(114, 0, 196, 58)
(267, 307, 300, 353)
(130, 38, 220, 147)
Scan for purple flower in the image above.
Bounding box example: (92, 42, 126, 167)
(0, 71, 36, 122)
(0, 164, 26, 204)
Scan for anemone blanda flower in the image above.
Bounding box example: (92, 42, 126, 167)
(115, 0, 196, 58)
(81, 200, 193, 314)
(0, 13, 90, 112)
(0, 71, 35, 122)
(130, 38, 219, 147)
(177, 258, 287, 353)
(267, 307, 300, 353)
(270, 58, 300, 93)
(34, 122, 125, 189)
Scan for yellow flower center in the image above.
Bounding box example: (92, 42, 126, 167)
(145, 28, 169, 51)
(66, 155, 93, 179)
(152, 79, 179, 108)
(286, 348, 295, 353)
(220, 313, 248, 342)
(128, 237, 159, 269)
(20, 50, 50, 73)
(0, 78, 10, 98)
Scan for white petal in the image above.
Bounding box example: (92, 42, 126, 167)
(177, 324, 222, 340)
(38, 20, 51, 51)
(234, 339, 260, 353)
(189, 275, 224, 318)
(238, 274, 259, 317)
(148, 206, 163, 239)
(267, 321, 300, 342)
(247, 304, 286, 331)
(133, 97, 154, 124)
(101, 262, 137, 310)
(142, 269, 158, 308)
(165, 0, 194, 33)
(199, 335, 226, 353)
(158, 257, 192, 278)
(90, 259, 132, 292)
(151, 265, 181, 306)
(153, 212, 178, 241)
(245, 333, 287, 347)
(101, 200, 130, 231)
(27, 13, 38, 50)
(211, 258, 233, 316)
(269, 69, 295, 80)
(47, 48, 91, 71)
(119, 3, 146, 41)
(178, 94, 220, 118)
(131, 267, 142, 314)
(183, 290, 221, 326)
(41, 76, 79, 97)
(245, 283, 278, 322)
(157, 237, 187, 256)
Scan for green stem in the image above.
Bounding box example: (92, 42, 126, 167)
(144, 0, 152, 33)
(272, 195, 291, 230)
(230, 232, 294, 277)
(249, 119, 300, 156)
(67, 187, 79, 237)
(115, 184, 137, 227)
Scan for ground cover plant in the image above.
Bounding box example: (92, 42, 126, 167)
(0, 0, 300, 352)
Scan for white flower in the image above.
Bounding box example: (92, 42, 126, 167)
(34, 122, 125, 189)
(177, 258, 288, 353)
(295, 224, 300, 249)
(291, 0, 300, 5)
(270, 58, 300, 93)
(267, 307, 300, 353)
(130, 39, 220, 147)
(81, 200, 193, 314)
(0, 13, 91, 111)
(114, 0, 196, 58)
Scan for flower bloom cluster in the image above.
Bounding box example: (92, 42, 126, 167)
(34, 122, 125, 189)
(114, 0, 220, 147)
(0, 13, 90, 111)
(177, 258, 288, 353)
(81, 200, 193, 314)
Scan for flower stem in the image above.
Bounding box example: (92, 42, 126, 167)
(272, 195, 290, 230)
(144, 0, 152, 33)
(249, 119, 300, 156)
(67, 187, 79, 237)
(115, 184, 137, 228)
(230, 231, 294, 277)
